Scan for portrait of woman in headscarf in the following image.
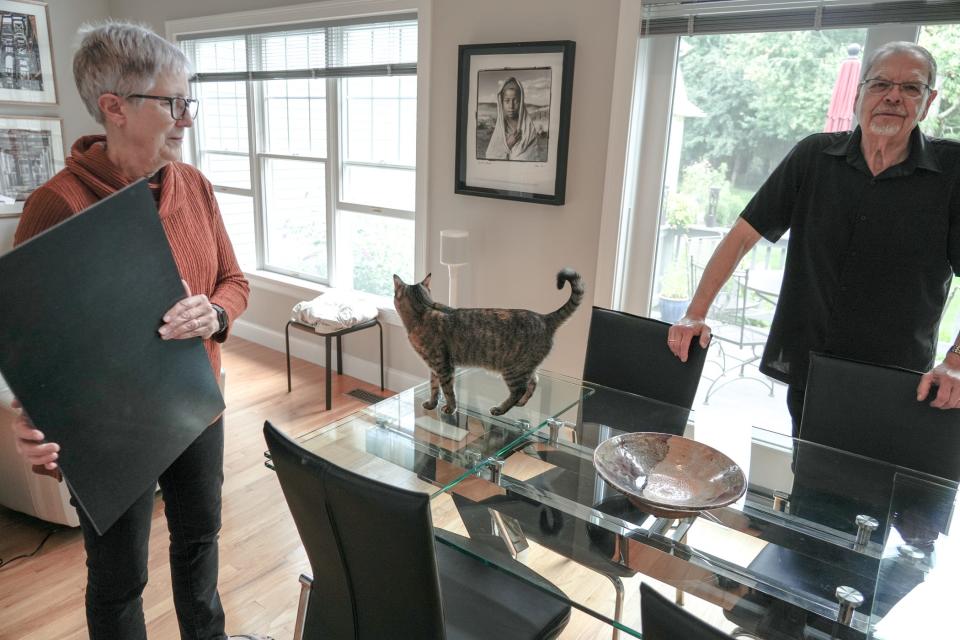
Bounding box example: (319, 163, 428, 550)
(484, 76, 547, 162)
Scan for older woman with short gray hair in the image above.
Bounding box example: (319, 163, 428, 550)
(10, 21, 265, 640)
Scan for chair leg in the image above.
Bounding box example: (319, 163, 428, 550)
(294, 573, 312, 640)
(602, 573, 624, 640)
(675, 529, 687, 606)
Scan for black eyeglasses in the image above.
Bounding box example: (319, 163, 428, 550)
(125, 94, 200, 120)
(859, 78, 931, 99)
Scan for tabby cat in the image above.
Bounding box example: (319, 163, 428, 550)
(393, 268, 584, 416)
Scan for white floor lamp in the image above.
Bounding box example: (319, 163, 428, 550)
(440, 229, 469, 307)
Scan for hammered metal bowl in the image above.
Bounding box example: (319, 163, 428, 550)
(593, 432, 746, 518)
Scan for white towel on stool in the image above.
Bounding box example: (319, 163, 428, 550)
(291, 290, 379, 333)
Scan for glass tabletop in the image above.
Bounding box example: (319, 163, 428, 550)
(274, 368, 956, 639)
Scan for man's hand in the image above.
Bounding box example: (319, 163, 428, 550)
(10, 398, 60, 470)
(159, 280, 219, 341)
(917, 355, 960, 409)
(667, 314, 712, 363)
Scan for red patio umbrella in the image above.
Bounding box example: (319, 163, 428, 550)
(824, 43, 862, 133)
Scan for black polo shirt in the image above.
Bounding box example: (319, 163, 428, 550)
(741, 126, 960, 387)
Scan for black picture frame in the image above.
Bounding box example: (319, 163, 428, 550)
(455, 40, 575, 206)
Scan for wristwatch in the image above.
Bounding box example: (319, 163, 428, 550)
(949, 342, 960, 358)
(211, 303, 227, 336)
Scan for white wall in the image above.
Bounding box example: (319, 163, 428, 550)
(41, 0, 625, 385)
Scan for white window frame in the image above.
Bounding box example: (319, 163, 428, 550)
(166, 0, 431, 323)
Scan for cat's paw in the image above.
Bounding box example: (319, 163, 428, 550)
(442, 403, 456, 415)
(422, 400, 438, 410)
(489, 406, 505, 416)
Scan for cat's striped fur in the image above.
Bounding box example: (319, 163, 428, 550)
(393, 269, 584, 415)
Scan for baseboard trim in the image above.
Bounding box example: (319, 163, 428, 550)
(231, 319, 425, 392)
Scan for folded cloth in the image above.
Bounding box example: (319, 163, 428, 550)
(291, 290, 379, 333)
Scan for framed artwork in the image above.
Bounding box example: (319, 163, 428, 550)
(0, 0, 57, 105)
(455, 41, 575, 205)
(0, 115, 63, 215)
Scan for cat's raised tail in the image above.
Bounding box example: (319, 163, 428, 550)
(546, 268, 585, 330)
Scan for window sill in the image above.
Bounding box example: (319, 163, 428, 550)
(243, 269, 401, 326)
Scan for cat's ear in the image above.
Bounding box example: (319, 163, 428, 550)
(393, 274, 403, 293)
(422, 273, 432, 290)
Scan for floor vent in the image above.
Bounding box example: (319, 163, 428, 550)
(345, 388, 385, 404)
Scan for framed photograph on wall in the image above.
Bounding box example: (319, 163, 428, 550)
(0, 0, 57, 105)
(0, 115, 64, 215)
(455, 41, 575, 205)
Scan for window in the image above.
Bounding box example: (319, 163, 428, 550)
(180, 16, 417, 297)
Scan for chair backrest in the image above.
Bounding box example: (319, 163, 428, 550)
(640, 583, 729, 639)
(801, 353, 960, 481)
(264, 421, 447, 640)
(583, 307, 708, 409)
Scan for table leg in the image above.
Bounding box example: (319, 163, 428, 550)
(285, 321, 293, 393)
(336, 335, 343, 375)
(378, 321, 385, 391)
(325, 335, 332, 411)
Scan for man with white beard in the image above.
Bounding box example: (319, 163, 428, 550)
(667, 41, 960, 435)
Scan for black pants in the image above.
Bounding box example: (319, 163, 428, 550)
(786, 384, 806, 440)
(74, 418, 226, 640)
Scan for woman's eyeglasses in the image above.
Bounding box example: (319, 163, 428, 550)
(125, 94, 200, 120)
(859, 78, 930, 100)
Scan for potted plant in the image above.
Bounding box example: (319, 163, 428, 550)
(658, 261, 690, 324)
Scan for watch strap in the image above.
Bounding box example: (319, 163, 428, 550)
(211, 303, 227, 335)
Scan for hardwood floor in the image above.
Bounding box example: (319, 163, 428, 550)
(0, 338, 390, 640)
(0, 337, 733, 639)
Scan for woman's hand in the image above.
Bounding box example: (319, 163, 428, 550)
(667, 314, 712, 363)
(10, 398, 60, 470)
(159, 280, 219, 341)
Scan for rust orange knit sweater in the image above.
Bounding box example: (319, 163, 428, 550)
(15, 135, 250, 380)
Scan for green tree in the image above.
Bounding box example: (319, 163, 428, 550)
(678, 29, 866, 190)
(920, 24, 960, 140)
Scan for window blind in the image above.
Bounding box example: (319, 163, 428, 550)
(179, 15, 417, 82)
(642, 1, 960, 36)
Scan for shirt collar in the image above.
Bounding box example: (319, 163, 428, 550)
(822, 126, 942, 176)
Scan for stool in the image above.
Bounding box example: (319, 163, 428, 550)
(285, 318, 384, 410)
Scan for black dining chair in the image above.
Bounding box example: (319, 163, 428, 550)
(640, 583, 731, 639)
(583, 307, 709, 416)
(800, 352, 960, 481)
(263, 421, 572, 640)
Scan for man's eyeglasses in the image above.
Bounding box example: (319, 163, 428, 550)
(859, 78, 931, 99)
(126, 94, 200, 120)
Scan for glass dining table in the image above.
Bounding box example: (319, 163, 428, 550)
(266, 368, 958, 639)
